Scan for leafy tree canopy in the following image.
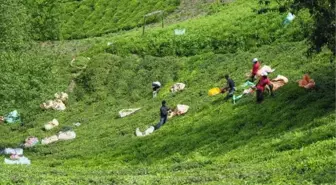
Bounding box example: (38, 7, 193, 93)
(258, 0, 335, 57)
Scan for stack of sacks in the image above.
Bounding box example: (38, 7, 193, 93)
(170, 83, 186, 93)
(44, 119, 59, 130)
(41, 131, 76, 145)
(2, 148, 30, 165)
(40, 100, 66, 111)
(269, 75, 288, 91)
(40, 92, 68, 111)
(24, 137, 39, 148)
(58, 131, 76, 141)
(4, 156, 30, 165)
(168, 104, 189, 118)
(54, 92, 68, 102)
(41, 135, 59, 145)
(3, 148, 23, 155)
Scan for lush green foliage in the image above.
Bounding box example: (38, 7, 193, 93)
(258, 0, 336, 56)
(292, 0, 335, 55)
(83, 1, 312, 57)
(0, 44, 73, 123)
(0, 0, 335, 184)
(0, 0, 31, 51)
(26, 0, 180, 40)
(0, 41, 334, 184)
(26, 0, 60, 41)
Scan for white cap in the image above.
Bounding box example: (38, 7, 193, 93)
(261, 71, 268, 76)
(252, 58, 258, 63)
(152, 81, 161, 86)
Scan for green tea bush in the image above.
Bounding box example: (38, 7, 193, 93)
(0, 0, 31, 51)
(75, 54, 183, 104)
(0, 0, 334, 184)
(24, 0, 179, 41)
(58, 0, 180, 39)
(26, 0, 60, 40)
(88, 2, 312, 57)
(0, 47, 71, 122)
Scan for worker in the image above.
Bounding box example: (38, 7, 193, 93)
(135, 100, 170, 137)
(222, 74, 236, 100)
(251, 58, 260, 82)
(152, 81, 161, 98)
(154, 100, 170, 130)
(256, 72, 274, 103)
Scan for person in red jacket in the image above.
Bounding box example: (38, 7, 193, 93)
(256, 72, 274, 103)
(251, 58, 260, 82)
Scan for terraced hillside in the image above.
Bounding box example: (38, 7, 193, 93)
(28, 0, 180, 40)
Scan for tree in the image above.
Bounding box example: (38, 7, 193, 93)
(294, 0, 335, 56)
(258, 0, 335, 56)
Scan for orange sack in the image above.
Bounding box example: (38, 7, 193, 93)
(298, 74, 315, 89)
(270, 75, 288, 91)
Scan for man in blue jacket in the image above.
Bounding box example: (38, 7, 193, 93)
(154, 100, 170, 130)
(222, 74, 236, 101)
(135, 100, 171, 136)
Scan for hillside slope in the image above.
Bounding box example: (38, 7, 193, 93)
(0, 0, 335, 184)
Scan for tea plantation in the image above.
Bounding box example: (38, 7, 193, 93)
(0, 0, 335, 184)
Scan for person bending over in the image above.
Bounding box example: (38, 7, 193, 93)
(222, 74, 236, 101)
(256, 72, 274, 103)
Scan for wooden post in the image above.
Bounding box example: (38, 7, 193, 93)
(143, 16, 146, 35)
(161, 11, 164, 28)
(143, 10, 164, 35)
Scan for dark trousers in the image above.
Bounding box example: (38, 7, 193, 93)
(250, 75, 256, 82)
(153, 86, 160, 91)
(224, 88, 235, 100)
(154, 116, 167, 130)
(256, 89, 264, 103)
